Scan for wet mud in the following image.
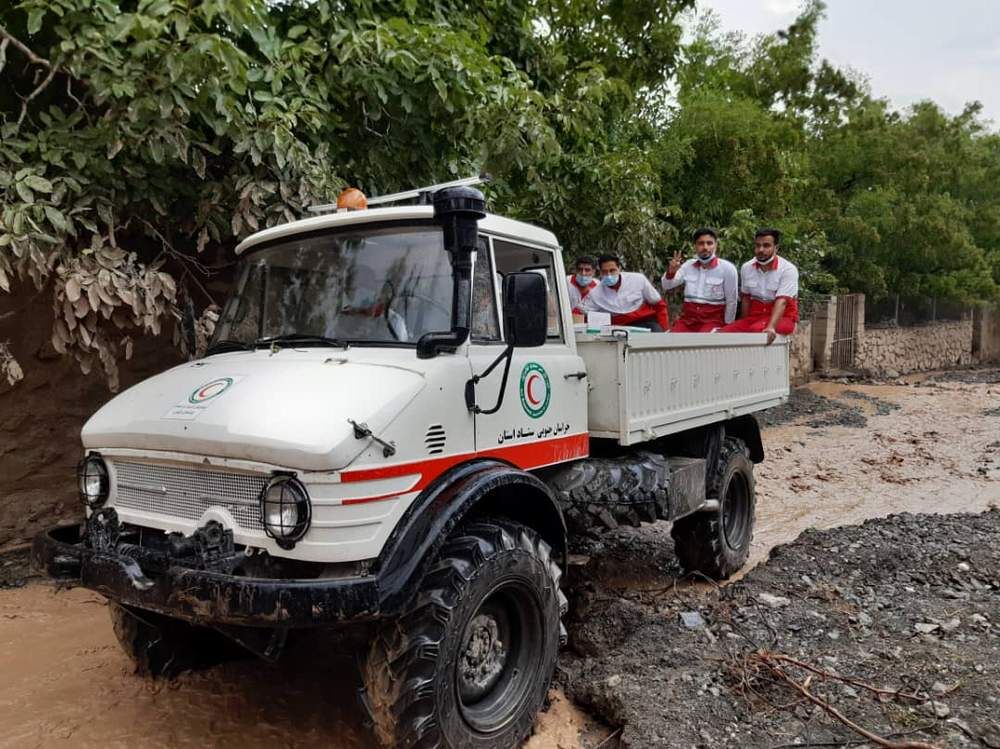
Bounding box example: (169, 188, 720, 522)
(1, 369, 998, 747)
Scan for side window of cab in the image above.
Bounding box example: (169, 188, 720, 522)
(471, 238, 501, 342)
(492, 239, 564, 343)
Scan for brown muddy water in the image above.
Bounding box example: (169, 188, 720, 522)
(1, 374, 997, 748)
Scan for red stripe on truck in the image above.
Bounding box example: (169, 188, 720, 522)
(340, 433, 590, 505)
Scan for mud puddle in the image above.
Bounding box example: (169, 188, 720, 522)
(1, 371, 997, 748)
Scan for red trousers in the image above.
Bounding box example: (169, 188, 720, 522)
(671, 302, 726, 332)
(610, 300, 669, 331)
(719, 315, 796, 335)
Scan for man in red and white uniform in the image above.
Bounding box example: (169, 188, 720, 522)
(661, 227, 738, 332)
(583, 254, 669, 331)
(720, 228, 798, 344)
(567, 256, 598, 314)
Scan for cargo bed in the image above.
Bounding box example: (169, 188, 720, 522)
(576, 331, 789, 445)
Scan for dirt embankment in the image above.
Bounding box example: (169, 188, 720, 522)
(0, 285, 180, 552)
(0, 368, 997, 747)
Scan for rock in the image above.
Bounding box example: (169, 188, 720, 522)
(971, 613, 988, 626)
(915, 622, 940, 634)
(957, 561, 971, 572)
(606, 674, 622, 687)
(940, 617, 961, 633)
(855, 611, 873, 627)
(758, 592, 791, 608)
(885, 369, 901, 379)
(932, 681, 951, 694)
(974, 719, 1000, 748)
(679, 611, 705, 629)
(926, 701, 951, 719)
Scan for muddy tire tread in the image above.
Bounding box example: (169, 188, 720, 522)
(109, 602, 224, 677)
(362, 519, 564, 749)
(547, 452, 670, 535)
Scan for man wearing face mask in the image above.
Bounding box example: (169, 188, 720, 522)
(582, 254, 669, 331)
(567, 256, 598, 316)
(720, 228, 799, 344)
(661, 227, 738, 332)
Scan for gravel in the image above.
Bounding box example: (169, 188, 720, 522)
(757, 388, 869, 429)
(558, 510, 1000, 748)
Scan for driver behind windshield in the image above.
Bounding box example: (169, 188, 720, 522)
(331, 265, 409, 342)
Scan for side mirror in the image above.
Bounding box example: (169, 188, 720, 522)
(502, 272, 547, 347)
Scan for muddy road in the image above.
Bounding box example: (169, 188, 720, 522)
(1, 370, 997, 748)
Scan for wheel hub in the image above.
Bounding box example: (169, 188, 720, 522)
(459, 613, 508, 702)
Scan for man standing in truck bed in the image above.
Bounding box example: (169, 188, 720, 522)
(583, 254, 670, 331)
(720, 228, 798, 343)
(661, 228, 738, 332)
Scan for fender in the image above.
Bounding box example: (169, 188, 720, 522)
(725, 415, 765, 463)
(373, 459, 567, 616)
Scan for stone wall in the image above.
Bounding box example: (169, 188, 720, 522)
(788, 319, 813, 384)
(854, 320, 974, 377)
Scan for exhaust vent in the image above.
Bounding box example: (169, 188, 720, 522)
(425, 424, 446, 455)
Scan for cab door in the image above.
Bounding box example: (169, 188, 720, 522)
(468, 237, 589, 467)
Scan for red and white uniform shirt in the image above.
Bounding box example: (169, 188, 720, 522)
(582, 271, 669, 329)
(661, 256, 739, 328)
(567, 275, 598, 312)
(739, 256, 799, 321)
(583, 271, 662, 315)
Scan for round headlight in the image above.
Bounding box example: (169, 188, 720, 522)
(260, 475, 311, 548)
(78, 455, 109, 509)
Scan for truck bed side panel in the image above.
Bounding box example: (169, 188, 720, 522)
(577, 332, 789, 445)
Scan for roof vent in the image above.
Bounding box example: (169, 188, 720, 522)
(425, 424, 446, 455)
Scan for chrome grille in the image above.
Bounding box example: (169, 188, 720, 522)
(113, 460, 267, 532)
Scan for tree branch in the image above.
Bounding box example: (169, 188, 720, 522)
(18, 58, 60, 126)
(0, 23, 52, 69)
(0, 38, 10, 76)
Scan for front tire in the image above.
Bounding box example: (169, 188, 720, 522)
(671, 438, 756, 579)
(362, 519, 565, 748)
(109, 602, 234, 677)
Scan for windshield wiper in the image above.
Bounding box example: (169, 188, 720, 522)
(205, 339, 255, 356)
(254, 334, 350, 349)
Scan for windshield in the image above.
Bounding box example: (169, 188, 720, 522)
(214, 224, 454, 347)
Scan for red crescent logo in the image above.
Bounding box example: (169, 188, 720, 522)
(526, 374, 542, 405)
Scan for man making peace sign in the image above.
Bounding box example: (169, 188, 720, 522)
(661, 228, 738, 332)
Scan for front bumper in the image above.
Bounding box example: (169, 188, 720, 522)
(32, 524, 380, 628)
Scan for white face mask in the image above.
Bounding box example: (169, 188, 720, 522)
(755, 253, 776, 266)
(697, 253, 716, 265)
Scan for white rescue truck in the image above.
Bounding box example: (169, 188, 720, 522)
(34, 182, 789, 749)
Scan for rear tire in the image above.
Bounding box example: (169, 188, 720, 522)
(671, 438, 755, 579)
(109, 602, 234, 677)
(362, 519, 565, 748)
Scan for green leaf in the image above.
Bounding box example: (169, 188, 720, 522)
(287, 25, 308, 40)
(27, 8, 45, 35)
(15, 182, 34, 204)
(44, 206, 69, 232)
(24, 175, 53, 193)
